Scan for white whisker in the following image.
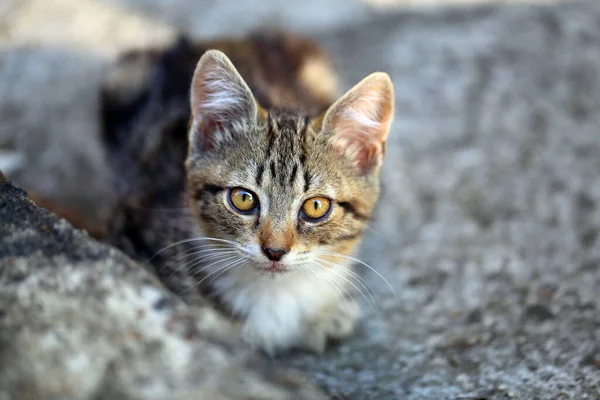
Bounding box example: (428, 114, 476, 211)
(305, 262, 353, 315)
(318, 258, 376, 293)
(150, 236, 242, 260)
(312, 259, 377, 312)
(314, 251, 396, 296)
(364, 226, 395, 244)
(190, 257, 245, 291)
(163, 248, 237, 285)
(188, 254, 240, 276)
(177, 255, 241, 295)
(174, 247, 237, 265)
(206, 259, 246, 285)
(172, 253, 238, 288)
(316, 258, 378, 310)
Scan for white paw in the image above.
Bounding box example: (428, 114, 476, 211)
(241, 313, 300, 355)
(300, 300, 360, 353)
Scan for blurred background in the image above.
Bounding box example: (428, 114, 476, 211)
(2, 0, 600, 398)
(0, 0, 572, 232)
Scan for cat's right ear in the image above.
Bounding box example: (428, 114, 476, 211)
(189, 50, 258, 152)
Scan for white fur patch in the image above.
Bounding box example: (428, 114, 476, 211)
(209, 259, 353, 354)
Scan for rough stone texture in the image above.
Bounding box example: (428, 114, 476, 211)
(0, 176, 326, 400)
(1, 0, 600, 399)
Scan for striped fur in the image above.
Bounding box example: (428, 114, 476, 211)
(95, 32, 394, 354)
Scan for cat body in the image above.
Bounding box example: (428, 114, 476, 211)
(100, 32, 394, 354)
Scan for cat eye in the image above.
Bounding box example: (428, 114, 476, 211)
(229, 187, 259, 214)
(301, 197, 332, 222)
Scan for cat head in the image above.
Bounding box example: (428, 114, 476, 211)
(185, 50, 393, 275)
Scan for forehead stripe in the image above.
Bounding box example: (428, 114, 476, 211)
(289, 163, 298, 185)
(266, 111, 276, 153)
(269, 160, 277, 181)
(193, 184, 224, 200)
(303, 170, 311, 192)
(255, 163, 265, 186)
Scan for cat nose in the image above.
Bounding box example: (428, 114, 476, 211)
(261, 247, 287, 261)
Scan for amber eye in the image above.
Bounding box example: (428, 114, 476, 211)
(301, 197, 332, 221)
(228, 187, 259, 214)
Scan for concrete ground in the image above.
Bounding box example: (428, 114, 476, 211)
(1, 0, 599, 398)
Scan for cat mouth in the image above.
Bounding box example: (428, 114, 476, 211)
(265, 262, 287, 273)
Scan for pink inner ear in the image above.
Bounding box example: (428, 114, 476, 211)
(325, 76, 394, 174)
(332, 135, 385, 175)
(357, 139, 384, 173)
(189, 50, 257, 152)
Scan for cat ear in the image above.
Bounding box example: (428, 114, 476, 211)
(319, 72, 394, 174)
(189, 50, 258, 152)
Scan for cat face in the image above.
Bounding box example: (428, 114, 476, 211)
(185, 50, 393, 275)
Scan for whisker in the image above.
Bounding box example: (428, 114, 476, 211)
(177, 254, 241, 294)
(316, 258, 378, 310)
(206, 259, 246, 285)
(312, 259, 377, 312)
(150, 236, 242, 260)
(189, 257, 245, 292)
(305, 262, 353, 315)
(170, 248, 238, 271)
(314, 251, 396, 297)
(172, 246, 237, 264)
(167, 252, 240, 287)
(181, 252, 241, 274)
(187, 254, 240, 276)
(364, 226, 395, 245)
(130, 205, 192, 213)
(317, 258, 376, 294)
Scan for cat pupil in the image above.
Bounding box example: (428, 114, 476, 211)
(242, 193, 248, 202)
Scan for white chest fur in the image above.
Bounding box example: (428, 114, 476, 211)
(211, 265, 352, 354)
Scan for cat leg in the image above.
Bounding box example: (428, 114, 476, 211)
(241, 304, 304, 356)
(299, 298, 361, 353)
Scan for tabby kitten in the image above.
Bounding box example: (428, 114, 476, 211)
(184, 49, 394, 354)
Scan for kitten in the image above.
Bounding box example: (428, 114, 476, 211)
(102, 33, 395, 354)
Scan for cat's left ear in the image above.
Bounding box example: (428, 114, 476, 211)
(318, 72, 394, 175)
(189, 50, 258, 152)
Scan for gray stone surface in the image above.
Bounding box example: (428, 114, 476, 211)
(2, 0, 600, 399)
(0, 174, 326, 399)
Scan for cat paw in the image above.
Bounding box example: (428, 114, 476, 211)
(241, 314, 300, 356)
(299, 300, 360, 353)
(242, 323, 282, 356)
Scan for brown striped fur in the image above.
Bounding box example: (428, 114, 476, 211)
(49, 32, 393, 354)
